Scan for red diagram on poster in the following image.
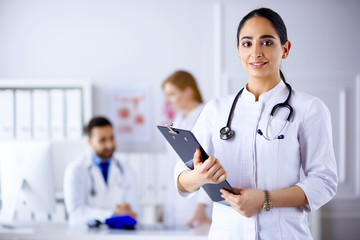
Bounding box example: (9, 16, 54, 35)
(118, 107, 130, 119)
(114, 95, 146, 127)
(111, 87, 150, 142)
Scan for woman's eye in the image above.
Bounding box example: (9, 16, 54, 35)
(262, 40, 273, 46)
(242, 41, 252, 47)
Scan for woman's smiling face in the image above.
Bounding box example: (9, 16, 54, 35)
(237, 16, 290, 81)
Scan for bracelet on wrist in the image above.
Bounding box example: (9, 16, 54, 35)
(262, 190, 273, 211)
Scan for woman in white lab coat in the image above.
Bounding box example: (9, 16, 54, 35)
(175, 8, 338, 239)
(64, 117, 141, 226)
(162, 70, 212, 228)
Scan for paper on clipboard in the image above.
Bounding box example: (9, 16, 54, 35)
(157, 125, 236, 204)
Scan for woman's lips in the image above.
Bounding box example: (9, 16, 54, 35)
(250, 62, 268, 69)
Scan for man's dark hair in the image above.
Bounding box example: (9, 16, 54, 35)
(84, 116, 113, 136)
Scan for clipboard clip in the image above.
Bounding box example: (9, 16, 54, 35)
(166, 121, 179, 135)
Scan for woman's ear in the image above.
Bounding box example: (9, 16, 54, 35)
(282, 40, 291, 59)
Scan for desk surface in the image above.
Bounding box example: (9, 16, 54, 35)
(0, 223, 209, 240)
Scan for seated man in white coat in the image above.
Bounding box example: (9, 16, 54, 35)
(64, 116, 140, 225)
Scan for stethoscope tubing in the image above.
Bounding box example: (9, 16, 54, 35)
(88, 159, 124, 197)
(262, 116, 289, 140)
(226, 88, 244, 127)
(220, 82, 293, 141)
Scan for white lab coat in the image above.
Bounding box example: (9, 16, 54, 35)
(63, 152, 141, 225)
(163, 104, 212, 228)
(175, 81, 338, 239)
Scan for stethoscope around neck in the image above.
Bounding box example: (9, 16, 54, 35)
(219, 82, 293, 141)
(88, 159, 124, 197)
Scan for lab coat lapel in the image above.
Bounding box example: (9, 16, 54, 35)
(107, 157, 125, 188)
(107, 160, 117, 187)
(85, 153, 108, 191)
(107, 158, 127, 203)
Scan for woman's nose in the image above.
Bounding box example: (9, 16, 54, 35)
(251, 44, 263, 58)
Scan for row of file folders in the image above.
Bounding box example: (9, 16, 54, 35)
(0, 88, 84, 140)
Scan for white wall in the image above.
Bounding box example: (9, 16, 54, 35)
(0, 0, 359, 238)
(221, 0, 360, 90)
(0, 0, 215, 151)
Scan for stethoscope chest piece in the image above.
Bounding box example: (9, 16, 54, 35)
(220, 126, 234, 140)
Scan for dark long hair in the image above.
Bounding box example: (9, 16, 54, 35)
(236, 8, 288, 82)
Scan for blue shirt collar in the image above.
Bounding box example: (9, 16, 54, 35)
(92, 154, 112, 166)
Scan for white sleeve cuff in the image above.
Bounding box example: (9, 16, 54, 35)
(174, 160, 197, 198)
(295, 182, 311, 212)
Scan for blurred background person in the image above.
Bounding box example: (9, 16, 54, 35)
(63, 116, 141, 226)
(161, 70, 212, 229)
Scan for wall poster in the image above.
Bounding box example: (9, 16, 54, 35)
(110, 85, 151, 143)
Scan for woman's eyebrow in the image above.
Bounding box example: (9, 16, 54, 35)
(240, 35, 276, 41)
(260, 35, 276, 39)
(240, 36, 252, 40)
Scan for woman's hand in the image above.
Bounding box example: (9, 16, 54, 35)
(178, 148, 227, 192)
(192, 148, 227, 185)
(220, 188, 264, 218)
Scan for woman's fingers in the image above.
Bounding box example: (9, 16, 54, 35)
(220, 188, 236, 201)
(192, 150, 227, 184)
(220, 188, 263, 218)
(207, 158, 226, 176)
(200, 156, 216, 173)
(220, 189, 242, 213)
(204, 156, 218, 172)
(199, 157, 226, 183)
(213, 167, 227, 182)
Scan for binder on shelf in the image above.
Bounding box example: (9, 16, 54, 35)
(15, 90, 32, 139)
(0, 90, 14, 139)
(65, 89, 82, 139)
(33, 90, 49, 139)
(50, 89, 65, 139)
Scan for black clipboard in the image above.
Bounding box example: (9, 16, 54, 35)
(157, 125, 236, 204)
